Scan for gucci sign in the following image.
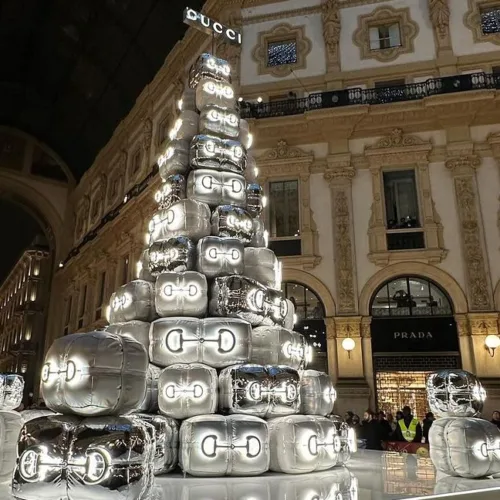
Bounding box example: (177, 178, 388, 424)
(184, 8, 242, 45)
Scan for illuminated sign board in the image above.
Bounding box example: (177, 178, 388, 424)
(183, 7, 242, 45)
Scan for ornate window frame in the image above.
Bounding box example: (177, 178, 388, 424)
(256, 140, 320, 270)
(353, 6, 419, 63)
(464, 0, 500, 45)
(364, 129, 447, 266)
(252, 23, 312, 78)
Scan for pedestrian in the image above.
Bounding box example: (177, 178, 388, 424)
(360, 409, 383, 450)
(422, 412, 435, 443)
(344, 411, 354, 426)
(393, 406, 422, 443)
(387, 413, 397, 434)
(377, 411, 392, 441)
(491, 410, 500, 429)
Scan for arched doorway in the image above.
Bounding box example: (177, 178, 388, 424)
(281, 281, 327, 372)
(370, 275, 460, 418)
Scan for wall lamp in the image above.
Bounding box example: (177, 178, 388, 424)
(485, 335, 500, 357)
(342, 337, 356, 359)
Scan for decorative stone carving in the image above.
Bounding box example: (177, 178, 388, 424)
(260, 139, 312, 162)
(446, 156, 492, 311)
(321, 0, 341, 72)
(142, 117, 153, 156)
(334, 317, 361, 339)
(252, 24, 312, 78)
(468, 314, 500, 336)
(428, 0, 451, 48)
(353, 6, 419, 63)
(464, 0, 500, 46)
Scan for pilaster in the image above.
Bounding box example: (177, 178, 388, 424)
(446, 148, 493, 311)
(321, 0, 341, 77)
(324, 316, 338, 383)
(427, 0, 455, 73)
(455, 313, 476, 374)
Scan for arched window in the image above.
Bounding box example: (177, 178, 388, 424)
(281, 282, 327, 372)
(370, 276, 453, 318)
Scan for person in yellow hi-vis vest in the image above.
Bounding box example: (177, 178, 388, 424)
(394, 406, 423, 443)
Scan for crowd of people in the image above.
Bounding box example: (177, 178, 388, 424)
(344, 407, 500, 451)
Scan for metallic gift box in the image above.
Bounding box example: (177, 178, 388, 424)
(429, 417, 500, 478)
(327, 415, 357, 465)
(245, 154, 258, 182)
(190, 134, 247, 174)
(0, 410, 23, 483)
(105, 320, 150, 351)
(427, 369, 486, 417)
(132, 413, 179, 475)
(179, 88, 197, 112)
(251, 326, 308, 371)
(189, 53, 232, 88)
(246, 183, 264, 217)
(211, 205, 254, 245)
(149, 317, 252, 368)
(41, 331, 148, 416)
(299, 370, 336, 416)
(268, 415, 340, 474)
(239, 119, 253, 150)
(200, 105, 240, 139)
(136, 249, 155, 282)
(158, 363, 218, 420)
(0, 374, 24, 411)
(155, 174, 186, 210)
(168, 110, 199, 141)
(197, 236, 244, 278)
(244, 247, 279, 289)
(187, 169, 246, 208)
(148, 237, 196, 275)
(148, 200, 211, 244)
(250, 217, 267, 248)
(283, 299, 295, 330)
(179, 414, 270, 476)
(12, 415, 152, 500)
(260, 288, 289, 327)
(155, 271, 208, 318)
(136, 364, 162, 413)
(157, 139, 190, 180)
(108, 280, 156, 324)
(196, 76, 236, 110)
(219, 364, 300, 418)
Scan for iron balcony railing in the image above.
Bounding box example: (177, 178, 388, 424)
(240, 72, 500, 120)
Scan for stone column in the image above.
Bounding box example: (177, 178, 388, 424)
(325, 317, 338, 383)
(455, 313, 475, 373)
(361, 316, 375, 409)
(446, 152, 493, 311)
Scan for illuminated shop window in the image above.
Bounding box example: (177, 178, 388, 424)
(481, 6, 500, 34)
(267, 40, 298, 67)
(371, 276, 453, 318)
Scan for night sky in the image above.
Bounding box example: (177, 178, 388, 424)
(0, 199, 42, 284)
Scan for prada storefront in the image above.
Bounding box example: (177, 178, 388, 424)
(370, 276, 460, 418)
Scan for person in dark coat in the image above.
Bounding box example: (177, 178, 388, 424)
(377, 411, 393, 441)
(360, 409, 383, 450)
(393, 406, 423, 443)
(422, 412, 435, 443)
(344, 411, 354, 427)
(491, 411, 500, 429)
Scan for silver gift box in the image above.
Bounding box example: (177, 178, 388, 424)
(136, 249, 155, 282)
(179, 88, 197, 112)
(12, 415, 152, 500)
(209, 275, 268, 326)
(168, 110, 199, 141)
(251, 326, 308, 371)
(299, 370, 336, 416)
(149, 317, 252, 368)
(268, 415, 340, 474)
(190, 134, 247, 174)
(155, 174, 186, 210)
(239, 119, 252, 150)
(0, 410, 23, 483)
(155, 271, 208, 318)
(108, 280, 155, 324)
(196, 77, 236, 110)
(136, 364, 162, 413)
(250, 217, 267, 248)
(260, 288, 290, 327)
(157, 139, 190, 180)
(219, 364, 300, 418)
(427, 369, 486, 417)
(148, 200, 211, 244)
(246, 182, 264, 217)
(245, 154, 258, 182)
(429, 417, 500, 478)
(158, 363, 218, 420)
(179, 414, 269, 477)
(211, 205, 255, 245)
(148, 237, 196, 275)
(328, 415, 357, 465)
(20, 409, 58, 423)
(244, 247, 279, 288)
(197, 236, 244, 278)
(187, 169, 246, 208)
(0, 374, 24, 411)
(106, 320, 150, 351)
(189, 53, 232, 88)
(283, 299, 295, 330)
(132, 413, 179, 475)
(200, 105, 240, 139)
(41, 331, 148, 416)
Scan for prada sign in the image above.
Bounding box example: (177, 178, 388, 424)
(371, 317, 459, 353)
(184, 8, 242, 46)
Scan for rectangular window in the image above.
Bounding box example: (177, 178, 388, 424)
(158, 118, 169, 146)
(269, 180, 300, 238)
(77, 285, 87, 329)
(267, 39, 298, 67)
(481, 7, 500, 34)
(132, 149, 141, 173)
(369, 23, 401, 50)
(121, 256, 130, 286)
(95, 271, 106, 321)
(64, 295, 73, 335)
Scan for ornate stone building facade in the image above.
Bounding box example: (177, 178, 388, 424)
(44, 0, 500, 417)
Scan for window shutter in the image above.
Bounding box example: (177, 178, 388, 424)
(369, 27, 381, 50)
(389, 24, 401, 47)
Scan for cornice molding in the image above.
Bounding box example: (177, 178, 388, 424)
(257, 139, 314, 163)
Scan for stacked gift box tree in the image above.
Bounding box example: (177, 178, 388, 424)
(11, 54, 356, 499)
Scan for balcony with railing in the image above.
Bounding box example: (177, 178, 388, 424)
(240, 72, 500, 120)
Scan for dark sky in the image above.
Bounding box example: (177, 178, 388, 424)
(0, 199, 42, 284)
